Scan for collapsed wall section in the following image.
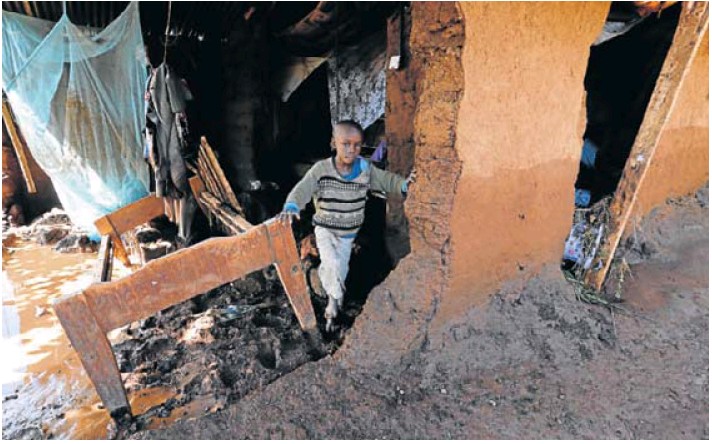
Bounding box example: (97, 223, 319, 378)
(337, 2, 465, 367)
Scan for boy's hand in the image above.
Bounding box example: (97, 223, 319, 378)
(407, 169, 417, 185)
(277, 211, 300, 224)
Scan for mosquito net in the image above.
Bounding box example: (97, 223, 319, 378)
(2, 2, 149, 237)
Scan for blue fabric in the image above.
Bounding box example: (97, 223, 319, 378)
(283, 202, 300, 213)
(370, 140, 387, 162)
(2, 3, 149, 236)
(575, 188, 592, 208)
(401, 181, 408, 194)
(338, 157, 369, 180)
(580, 138, 598, 169)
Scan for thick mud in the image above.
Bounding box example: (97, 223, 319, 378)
(3, 189, 707, 439)
(133, 189, 708, 439)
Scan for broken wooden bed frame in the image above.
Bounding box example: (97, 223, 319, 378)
(53, 137, 317, 419)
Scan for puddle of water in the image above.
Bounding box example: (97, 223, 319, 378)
(1, 237, 172, 439)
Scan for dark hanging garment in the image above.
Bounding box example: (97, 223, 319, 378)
(145, 63, 197, 241)
(146, 63, 193, 199)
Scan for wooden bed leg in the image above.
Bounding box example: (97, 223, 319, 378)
(267, 220, 318, 332)
(53, 292, 131, 418)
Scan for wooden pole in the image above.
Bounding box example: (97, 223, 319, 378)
(585, 2, 709, 291)
(2, 99, 37, 193)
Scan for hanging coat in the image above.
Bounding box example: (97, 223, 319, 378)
(146, 63, 193, 199)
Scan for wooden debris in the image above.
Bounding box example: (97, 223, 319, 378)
(200, 137, 241, 211)
(2, 98, 36, 193)
(94, 235, 114, 283)
(94, 195, 164, 267)
(199, 191, 253, 235)
(53, 218, 317, 418)
(585, 2, 709, 290)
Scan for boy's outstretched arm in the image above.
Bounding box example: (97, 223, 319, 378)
(370, 163, 415, 195)
(278, 165, 319, 222)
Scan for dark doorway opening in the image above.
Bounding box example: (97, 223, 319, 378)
(563, 2, 681, 274)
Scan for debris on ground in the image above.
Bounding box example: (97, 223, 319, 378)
(131, 187, 708, 439)
(5, 208, 97, 254)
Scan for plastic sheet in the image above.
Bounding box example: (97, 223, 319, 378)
(2, 2, 149, 237)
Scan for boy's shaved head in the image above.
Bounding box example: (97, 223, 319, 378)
(333, 120, 365, 139)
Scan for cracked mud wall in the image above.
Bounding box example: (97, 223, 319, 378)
(335, 2, 707, 366)
(437, 2, 611, 326)
(337, 2, 465, 367)
(635, 29, 709, 216)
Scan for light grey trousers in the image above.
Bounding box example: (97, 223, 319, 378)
(314, 226, 355, 302)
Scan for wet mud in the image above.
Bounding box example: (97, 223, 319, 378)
(134, 189, 708, 439)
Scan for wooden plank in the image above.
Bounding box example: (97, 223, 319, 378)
(267, 220, 317, 332)
(56, 218, 316, 418)
(93, 194, 165, 268)
(83, 227, 274, 333)
(188, 175, 208, 215)
(94, 216, 131, 268)
(2, 99, 36, 193)
(94, 235, 113, 283)
(53, 292, 131, 417)
(198, 195, 243, 234)
(200, 137, 242, 212)
(100, 195, 165, 236)
(585, 2, 709, 290)
(200, 191, 254, 234)
(197, 151, 226, 203)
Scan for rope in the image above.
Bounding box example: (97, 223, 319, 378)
(162, 1, 173, 65)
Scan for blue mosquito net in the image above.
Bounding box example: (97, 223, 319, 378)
(2, 2, 149, 237)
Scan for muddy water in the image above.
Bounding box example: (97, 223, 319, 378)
(1, 238, 174, 439)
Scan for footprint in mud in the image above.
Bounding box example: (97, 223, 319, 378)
(256, 342, 278, 369)
(251, 313, 283, 329)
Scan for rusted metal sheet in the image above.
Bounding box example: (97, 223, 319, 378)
(585, 2, 709, 290)
(54, 219, 317, 418)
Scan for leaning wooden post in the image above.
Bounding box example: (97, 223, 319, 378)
(585, 2, 709, 291)
(2, 97, 36, 193)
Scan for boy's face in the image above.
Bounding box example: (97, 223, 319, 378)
(333, 127, 362, 166)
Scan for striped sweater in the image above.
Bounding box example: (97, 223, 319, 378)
(284, 156, 407, 237)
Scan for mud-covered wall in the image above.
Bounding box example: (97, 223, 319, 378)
(635, 29, 709, 215)
(439, 2, 611, 324)
(338, 2, 465, 367)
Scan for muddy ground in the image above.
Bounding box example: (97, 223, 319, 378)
(2, 190, 708, 439)
(129, 190, 708, 439)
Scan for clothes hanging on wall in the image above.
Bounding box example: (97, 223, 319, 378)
(144, 62, 196, 240)
(145, 62, 194, 199)
(327, 29, 387, 128)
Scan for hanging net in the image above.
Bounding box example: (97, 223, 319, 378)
(2, 2, 149, 237)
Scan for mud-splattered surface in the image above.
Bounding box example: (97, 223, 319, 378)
(1, 236, 140, 440)
(134, 191, 708, 439)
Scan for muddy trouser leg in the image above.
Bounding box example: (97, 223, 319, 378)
(314, 227, 353, 326)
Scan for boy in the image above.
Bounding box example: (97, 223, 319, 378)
(278, 120, 413, 331)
